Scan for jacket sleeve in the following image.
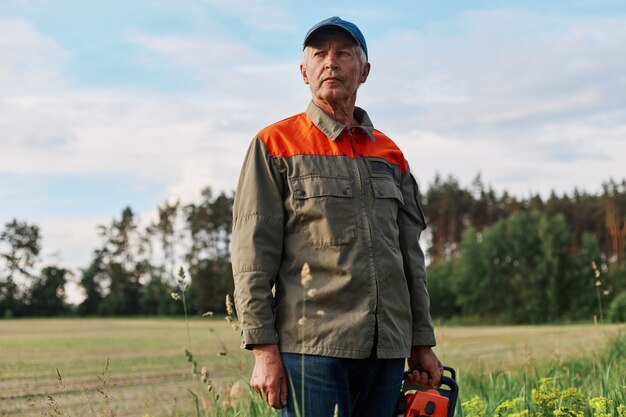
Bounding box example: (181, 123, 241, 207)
(231, 137, 285, 348)
(397, 165, 436, 347)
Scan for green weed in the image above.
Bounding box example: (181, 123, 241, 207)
(458, 332, 626, 417)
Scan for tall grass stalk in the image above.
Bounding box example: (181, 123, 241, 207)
(188, 389, 200, 417)
(171, 266, 281, 417)
(178, 267, 192, 348)
(592, 261, 605, 324)
(293, 262, 313, 417)
(300, 263, 311, 417)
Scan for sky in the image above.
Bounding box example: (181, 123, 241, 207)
(1, 0, 626, 293)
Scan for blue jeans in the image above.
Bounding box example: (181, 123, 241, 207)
(280, 353, 404, 417)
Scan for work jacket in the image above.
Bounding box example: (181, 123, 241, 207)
(231, 102, 436, 359)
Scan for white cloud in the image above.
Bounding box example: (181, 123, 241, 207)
(367, 10, 626, 129)
(126, 32, 258, 78)
(0, 18, 69, 95)
(0, 22, 305, 214)
(38, 216, 107, 268)
(361, 9, 626, 197)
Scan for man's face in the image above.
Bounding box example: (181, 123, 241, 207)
(300, 29, 370, 106)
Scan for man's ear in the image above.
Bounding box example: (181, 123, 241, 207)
(359, 62, 371, 84)
(300, 63, 310, 85)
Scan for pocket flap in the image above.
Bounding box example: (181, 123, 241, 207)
(371, 178, 404, 204)
(291, 176, 352, 200)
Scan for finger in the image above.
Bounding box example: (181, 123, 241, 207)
(280, 374, 288, 408)
(420, 371, 430, 386)
(266, 385, 282, 409)
(253, 384, 269, 406)
(432, 365, 443, 388)
(408, 369, 426, 385)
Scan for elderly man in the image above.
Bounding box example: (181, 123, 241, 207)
(231, 16, 441, 417)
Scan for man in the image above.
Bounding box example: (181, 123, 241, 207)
(231, 16, 442, 417)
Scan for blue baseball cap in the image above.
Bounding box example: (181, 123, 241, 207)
(303, 16, 368, 59)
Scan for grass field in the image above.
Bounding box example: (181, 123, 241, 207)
(0, 319, 624, 417)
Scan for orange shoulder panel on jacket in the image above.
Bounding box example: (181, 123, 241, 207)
(370, 130, 409, 174)
(257, 112, 409, 174)
(257, 113, 343, 158)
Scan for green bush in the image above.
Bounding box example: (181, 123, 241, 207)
(97, 293, 128, 316)
(608, 291, 626, 323)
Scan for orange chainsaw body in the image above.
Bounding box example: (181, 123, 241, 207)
(397, 366, 458, 417)
(404, 387, 451, 417)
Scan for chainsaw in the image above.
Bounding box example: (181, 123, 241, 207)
(395, 366, 458, 417)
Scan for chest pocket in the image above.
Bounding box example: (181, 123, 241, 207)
(371, 177, 404, 204)
(367, 157, 404, 206)
(290, 176, 356, 247)
(367, 158, 404, 249)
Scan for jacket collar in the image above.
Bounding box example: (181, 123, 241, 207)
(306, 101, 376, 143)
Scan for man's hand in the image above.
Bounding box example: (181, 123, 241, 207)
(250, 344, 288, 409)
(407, 345, 443, 388)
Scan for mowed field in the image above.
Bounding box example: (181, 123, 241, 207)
(0, 319, 624, 417)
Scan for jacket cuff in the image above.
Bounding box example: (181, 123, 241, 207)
(241, 327, 279, 350)
(412, 330, 436, 347)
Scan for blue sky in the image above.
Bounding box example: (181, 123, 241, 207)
(1, 0, 625, 286)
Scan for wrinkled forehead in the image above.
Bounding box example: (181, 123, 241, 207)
(305, 27, 359, 50)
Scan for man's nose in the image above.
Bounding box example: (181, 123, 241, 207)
(324, 51, 340, 69)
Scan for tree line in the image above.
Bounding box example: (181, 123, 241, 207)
(0, 187, 234, 318)
(1, 176, 625, 323)
(424, 175, 626, 323)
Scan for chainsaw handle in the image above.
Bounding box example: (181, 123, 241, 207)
(402, 365, 456, 383)
(402, 374, 457, 393)
(443, 365, 456, 380)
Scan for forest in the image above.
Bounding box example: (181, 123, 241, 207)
(1, 175, 625, 323)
